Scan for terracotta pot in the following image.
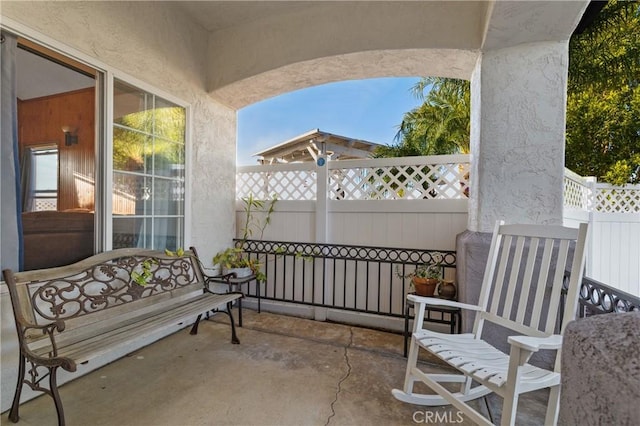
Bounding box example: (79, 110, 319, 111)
(412, 277, 439, 296)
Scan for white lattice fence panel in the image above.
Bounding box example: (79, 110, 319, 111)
(563, 173, 591, 210)
(595, 186, 640, 213)
(329, 161, 470, 200)
(237, 170, 317, 200)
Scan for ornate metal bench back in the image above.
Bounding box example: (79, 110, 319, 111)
(7, 249, 204, 341)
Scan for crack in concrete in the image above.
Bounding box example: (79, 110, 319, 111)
(325, 327, 354, 426)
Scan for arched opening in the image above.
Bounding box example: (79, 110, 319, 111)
(236, 76, 428, 165)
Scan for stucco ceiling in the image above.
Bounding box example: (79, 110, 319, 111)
(11, 1, 590, 108)
(179, 1, 320, 32)
(178, 1, 587, 51)
(174, 1, 589, 108)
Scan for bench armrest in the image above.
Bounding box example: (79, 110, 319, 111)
(508, 334, 562, 352)
(20, 320, 77, 371)
(407, 294, 483, 312)
(23, 319, 66, 336)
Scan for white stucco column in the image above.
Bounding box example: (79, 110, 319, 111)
(468, 41, 569, 232)
(458, 41, 570, 343)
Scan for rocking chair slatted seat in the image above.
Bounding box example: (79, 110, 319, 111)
(392, 221, 589, 426)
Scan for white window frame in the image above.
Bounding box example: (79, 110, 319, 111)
(111, 78, 190, 250)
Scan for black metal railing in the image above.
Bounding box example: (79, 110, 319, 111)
(238, 240, 639, 324)
(575, 275, 639, 317)
(562, 272, 639, 323)
(235, 239, 456, 318)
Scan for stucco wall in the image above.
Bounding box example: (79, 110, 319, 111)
(1, 1, 236, 412)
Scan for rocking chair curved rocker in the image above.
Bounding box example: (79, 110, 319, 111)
(392, 221, 589, 426)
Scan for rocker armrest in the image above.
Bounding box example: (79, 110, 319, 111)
(407, 294, 483, 312)
(508, 334, 563, 352)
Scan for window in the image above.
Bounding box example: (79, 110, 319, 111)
(23, 144, 59, 211)
(112, 79, 186, 250)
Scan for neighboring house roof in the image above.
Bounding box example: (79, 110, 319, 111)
(253, 129, 382, 164)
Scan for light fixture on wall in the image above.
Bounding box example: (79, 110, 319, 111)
(61, 126, 78, 146)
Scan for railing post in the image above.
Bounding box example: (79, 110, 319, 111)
(315, 151, 329, 321)
(315, 154, 328, 244)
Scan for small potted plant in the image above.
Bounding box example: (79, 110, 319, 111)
(212, 193, 276, 283)
(213, 247, 265, 281)
(398, 252, 444, 297)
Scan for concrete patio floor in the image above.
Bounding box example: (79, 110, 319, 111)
(2, 310, 549, 426)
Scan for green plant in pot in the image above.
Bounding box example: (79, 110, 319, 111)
(213, 193, 277, 282)
(399, 252, 444, 297)
(213, 247, 265, 282)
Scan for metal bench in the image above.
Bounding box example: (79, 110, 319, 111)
(3, 247, 243, 426)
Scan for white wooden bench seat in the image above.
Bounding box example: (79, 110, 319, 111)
(4, 248, 243, 426)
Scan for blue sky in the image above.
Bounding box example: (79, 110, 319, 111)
(237, 77, 423, 165)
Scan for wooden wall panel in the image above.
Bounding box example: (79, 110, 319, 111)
(18, 87, 95, 211)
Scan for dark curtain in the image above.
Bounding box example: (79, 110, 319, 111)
(1, 31, 23, 271)
(21, 147, 35, 212)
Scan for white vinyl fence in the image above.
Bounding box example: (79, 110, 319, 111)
(237, 155, 470, 250)
(563, 169, 640, 295)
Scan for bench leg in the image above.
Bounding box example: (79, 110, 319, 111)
(190, 314, 202, 335)
(9, 354, 26, 423)
(223, 303, 240, 344)
(190, 308, 240, 344)
(50, 366, 66, 426)
(10, 357, 66, 426)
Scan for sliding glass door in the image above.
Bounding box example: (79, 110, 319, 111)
(7, 33, 189, 269)
(112, 79, 186, 250)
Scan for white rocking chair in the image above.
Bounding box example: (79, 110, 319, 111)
(392, 221, 589, 426)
